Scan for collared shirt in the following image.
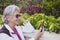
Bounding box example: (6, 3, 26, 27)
(0, 21, 35, 40)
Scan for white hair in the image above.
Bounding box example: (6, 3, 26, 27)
(2, 5, 21, 23)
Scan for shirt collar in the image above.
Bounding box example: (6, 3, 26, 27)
(4, 24, 14, 33)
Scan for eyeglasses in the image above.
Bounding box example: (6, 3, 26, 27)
(16, 14, 20, 18)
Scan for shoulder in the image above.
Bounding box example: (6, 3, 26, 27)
(0, 33, 13, 40)
(0, 33, 9, 37)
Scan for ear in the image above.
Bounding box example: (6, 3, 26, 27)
(6, 15, 10, 19)
(6, 15, 12, 21)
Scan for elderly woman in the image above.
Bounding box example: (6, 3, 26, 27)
(0, 5, 44, 40)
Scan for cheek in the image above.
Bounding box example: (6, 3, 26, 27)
(13, 18, 17, 22)
(10, 17, 17, 22)
(13, 17, 19, 23)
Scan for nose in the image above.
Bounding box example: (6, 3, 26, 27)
(18, 17, 22, 21)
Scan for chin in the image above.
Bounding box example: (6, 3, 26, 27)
(15, 21, 18, 25)
(16, 23, 18, 25)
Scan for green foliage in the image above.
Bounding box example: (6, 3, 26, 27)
(20, 13, 30, 19)
(0, 0, 60, 17)
(0, 0, 21, 15)
(0, 13, 60, 33)
(19, 13, 60, 33)
(43, 0, 60, 17)
(0, 15, 3, 25)
(43, 0, 52, 15)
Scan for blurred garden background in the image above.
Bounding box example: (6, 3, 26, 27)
(0, 0, 60, 34)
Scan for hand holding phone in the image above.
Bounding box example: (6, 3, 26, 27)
(35, 22, 44, 40)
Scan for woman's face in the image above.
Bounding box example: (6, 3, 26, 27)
(9, 10, 20, 25)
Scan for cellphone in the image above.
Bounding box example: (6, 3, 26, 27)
(40, 22, 44, 32)
(40, 26, 44, 32)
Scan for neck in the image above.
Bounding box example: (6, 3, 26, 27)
(7, 22, 15, 30)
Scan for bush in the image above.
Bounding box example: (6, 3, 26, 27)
(0, 15, 3, 25)
(0, 13, 60, 33)
(43, 0, 60, 17)
(19, 13, 60, 33)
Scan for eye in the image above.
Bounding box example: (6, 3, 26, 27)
(16, 14, 20, 18)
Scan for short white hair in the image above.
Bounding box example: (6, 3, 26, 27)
(2, 5, 21, 23)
